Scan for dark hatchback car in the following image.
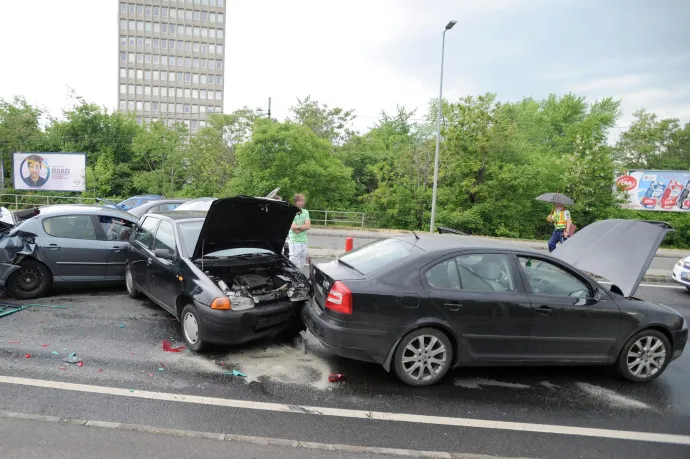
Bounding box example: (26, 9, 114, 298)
(304, 219, 688, 386)
(0, 205, 138, 299)
(125, 196, 311, 351)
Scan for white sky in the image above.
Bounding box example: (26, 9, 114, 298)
(1, 0, 688, 136)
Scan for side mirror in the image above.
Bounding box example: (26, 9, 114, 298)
(154, 248, 174, 260)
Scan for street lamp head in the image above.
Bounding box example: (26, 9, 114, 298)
(445, 20, 457, 30)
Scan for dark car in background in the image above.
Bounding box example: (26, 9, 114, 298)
(127, 199, 189, 219)
(303, 220, 687, 387)
(0, 205, 139, 299)
(125, 196, 311, 350)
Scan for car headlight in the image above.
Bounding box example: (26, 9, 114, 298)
(228, 294, 255, 311)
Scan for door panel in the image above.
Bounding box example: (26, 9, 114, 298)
(129, 216, 160, 294)
(148, 220, 178, 312)
(423, 253, 534, 361)
(39, 215, 106, 283)
(98, 215, 136, 281)
(517, 255, 620, 361)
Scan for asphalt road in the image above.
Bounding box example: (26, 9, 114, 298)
(1, 283, 689, 459)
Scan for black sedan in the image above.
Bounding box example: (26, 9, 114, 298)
(125, 196, 311, 351)
(303, 219, 688, 386)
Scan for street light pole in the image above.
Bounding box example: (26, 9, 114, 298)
(429, 20, 457, 233)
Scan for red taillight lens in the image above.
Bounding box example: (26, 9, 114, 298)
(325, 281, 352, 315)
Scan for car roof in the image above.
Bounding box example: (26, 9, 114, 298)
(147, 210, 206, 221)
(390, 233, 542, 256)
(36, 204, 135, 219)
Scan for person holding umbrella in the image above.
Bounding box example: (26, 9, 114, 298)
(537, 193, 575, 252)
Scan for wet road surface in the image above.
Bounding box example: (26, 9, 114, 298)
(0, 283, 689, 458)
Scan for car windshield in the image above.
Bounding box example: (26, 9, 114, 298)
(176, 220, 273, 258)
(338, 238, 422, 276)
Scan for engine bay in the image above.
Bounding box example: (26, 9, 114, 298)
(200, 261, 311, 310)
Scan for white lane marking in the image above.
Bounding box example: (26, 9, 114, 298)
(599, 281, 687, 290)
(454, 378, 530, 389)
(539, 381, 559, 390)
(575, 383, 650, 410)
(1, 375, 689, 445)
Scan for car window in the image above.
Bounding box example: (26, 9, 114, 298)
(42, 215, 97, 240)
(153, 220, 176, 256)
(425, 253, 517, 293)
(177, 220, 204, 257)
(120, 198, 137, 208)
(338, 238, 423, 276)
(157, 203, 181, 212)
(134, 217, 159, 249)
(518, 256, 589, 297)
(99, 216, 134, 241)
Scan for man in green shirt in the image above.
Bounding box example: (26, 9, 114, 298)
(288, 193, 311, 269)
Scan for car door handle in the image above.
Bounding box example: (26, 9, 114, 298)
(535, 305, 552, 315)
(110, 246, 122, 252)
(48, 244, 60, 250)
(444, 302, 463, 311)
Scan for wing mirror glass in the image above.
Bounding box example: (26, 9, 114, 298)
(154, 248, 175, 260)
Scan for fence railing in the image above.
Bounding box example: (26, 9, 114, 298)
(0, 194, 367, 227)
(309, 210, 365, 227)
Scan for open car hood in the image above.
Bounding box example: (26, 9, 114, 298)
(552, 219, 672, 297)
(191, 196, 298, 259)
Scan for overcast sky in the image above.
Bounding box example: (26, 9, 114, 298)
(1, 0, 688, 137)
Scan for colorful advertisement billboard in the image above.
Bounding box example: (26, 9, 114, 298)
(616, 170, 690, 212)
(13, 153, 86, 192)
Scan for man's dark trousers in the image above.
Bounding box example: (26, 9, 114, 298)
(548, 229, 564, 252)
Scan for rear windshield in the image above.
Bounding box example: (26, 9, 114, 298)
(338, 238, 422, 276)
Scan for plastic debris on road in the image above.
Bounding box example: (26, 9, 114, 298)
(25, 354, 31, 359)
(162, 340, 185, 352)
(77, 361, 84, 367)
(223, 370, 247, 377)
(51, 351, 59, 356)
(158, 367, 165, 371)
(328, 373, 344, 383)
(63, 355, 81, 364)
(129, 389, 134, 393)
(98, 369, 103, 372)
(41, 344, 50, 347)
(7, 340, 20, 344)
(148, 373, 154, 377)
(119, 324, 125, 328)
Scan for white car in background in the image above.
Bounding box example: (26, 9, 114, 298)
(672, 256, 690, 290)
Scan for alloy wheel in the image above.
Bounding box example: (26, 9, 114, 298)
(627, 335, 667, 379)
(401, 335, 448, 382)
(15, 267, 42, 294)
(183, 311, 199, 345)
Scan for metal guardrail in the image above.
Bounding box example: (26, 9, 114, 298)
(0, 194, 367, 227)
(309, 210, 365, 227)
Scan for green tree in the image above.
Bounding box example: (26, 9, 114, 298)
(613, 109, 681, 169)
(228, 119, 354, 210)
(288, 96, 356, 145)
(0, 97, 45, 180)
(130, 122, 188, 196)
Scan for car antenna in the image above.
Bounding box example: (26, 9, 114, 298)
(411, 230, 420, 240)
(201, 239, 205, 271)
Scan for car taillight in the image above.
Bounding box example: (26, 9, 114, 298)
(325, 281, 352, 315)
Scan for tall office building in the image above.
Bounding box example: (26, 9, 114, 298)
(118, 0, 226, 132)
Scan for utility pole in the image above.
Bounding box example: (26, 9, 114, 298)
(268, 97, 272, 119)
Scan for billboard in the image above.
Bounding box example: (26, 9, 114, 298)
(616, 170, 690, 212)
(13, 153, 86, 192)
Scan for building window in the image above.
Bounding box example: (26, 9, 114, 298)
(154, 6, 159, 16)
(174, 56, 182, 67)
(161, 23, 168, 33)
(218, 13, 224, 23)
(136, 4, 143, 15)
(202, 0, 209, 7)
(216, 75, 223, 85)
(144, 86, 151, 96)
(145, 71, 151, 80)
(200, 89, 207, 99)
(154, 22, 161, 33)
(217, 59, 222, 68)
(193, 42, 200, 52)
(128, 4, 135, 14)
(145, 38, 151, 48)
(120, 36, 127, 47)
(208, 90, 214, 100)
(184, 88, 191, 98)
(153, 55, 160, 64)
(217, 44, 223, 54)
(176, 88, 183, 98)
(119, 68, 126, 78)
(169, 72, 175, 82)
(153, 39, 159, 49)
(167, 56, 174, 65)
(200, 74, 207, 84)
(153, 87, 160, 97)
(210, 13, 216, 23)
(145, 22, 151, 32)
(200, 43, 208, 53)
(128, 101, 135, 110)
(128, 69, 135, 78)
(120, 20, 127, 31)
(161, 39, 167, 49)
(162, 7, 168, 17)
(184, 104, 190, 113)
(177, 40, 183, 50)
(194, 11, 201, 20)
(136, 85, 143, 95)
(128, 53, 135, 63)
(169, 87, 176, 97)
(193, 27, 199, 37)
(119, 100, 127, 111)
(186, 10, 193, 20)
(119, 84, 127, 94)
(120, 51, 127, 62)
(136, 37, 143, 48)
(136, 69, 143, 79)
(191, 120, 199, 130)
(192, 89, 199, 98)
(192, 58, 199, 68)
(192, 74, 199, 83)
(129, 37, 136, 47)
(183, 25, 190, 36)
(170, 8, 177, 19)
(200, 58, 207, 68)
(145, 101, 151, 111)
(216, 106, 222, 113)
(136, 101, 143, 111)
(177, 104, 183, 114)
(152, 102, 159, 112)
(184, 72, 191, 82)
(208, 60, 215, 70)
(168, 103, 175, 113)
(128, 20, 136, 30)
(209, 28, 216, 38)
(200, 120, 207, 128)
(145, 6, 151, 16)
(192, 104, 198, 113)
(201, 27, 208, 38)
(201, 11, 208, 21)
(209, 44, 215, 54)
(145, 54, 151, 63)
(176, 71, 183, 81)
(218, 0, 224, 6)
(185, 57, 192, 67)
(137, 21, 143, 31)
(153, 70, 159, 80)
(120, 3, 127, 14)
(215, 91, 222, 100)
(217, 29, 224, 39)
(210, 0, 217, 6)
(184, 41, 191, 51)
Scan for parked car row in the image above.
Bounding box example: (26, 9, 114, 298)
(0, 198, 686, 387)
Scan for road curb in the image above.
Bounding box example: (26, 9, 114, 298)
(0, 409, 530, 459)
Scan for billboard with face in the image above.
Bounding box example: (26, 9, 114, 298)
(13, 153, 86, 192)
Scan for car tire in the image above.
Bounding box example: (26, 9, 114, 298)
(617, 329, 671, 383)
(7, 259, 52, 300)
(125, 265, 141, 299)
(393, 328, 453, 387)
(181, 304, 206, 352)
